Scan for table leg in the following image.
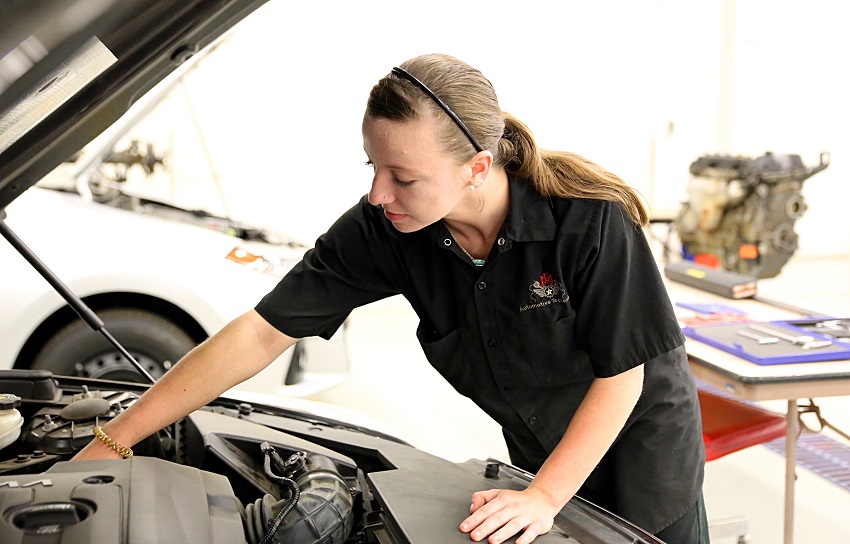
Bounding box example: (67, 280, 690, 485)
(784, 399, 798, 544)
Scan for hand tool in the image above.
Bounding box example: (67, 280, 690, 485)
(737, 329, 779, 344)
(748, 324, 814, 345)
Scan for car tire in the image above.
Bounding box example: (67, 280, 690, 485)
(31, 308, 197, 382)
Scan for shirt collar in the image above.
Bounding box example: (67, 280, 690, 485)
(424, 173, 557, 247)
(504, 174, 557, 242)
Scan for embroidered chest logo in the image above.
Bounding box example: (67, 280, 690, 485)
(520, 273, 569, 312)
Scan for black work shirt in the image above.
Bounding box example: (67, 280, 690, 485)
(255, 175, 704, 534)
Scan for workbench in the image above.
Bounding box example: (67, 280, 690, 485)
(665, 278, 850, 544)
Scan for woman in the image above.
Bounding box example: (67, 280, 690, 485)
(75, 53, 707, 544)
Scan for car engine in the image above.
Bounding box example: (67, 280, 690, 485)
(674, 151, 829, 278)
(0, 370, 663, 544)
(0, 374, 358, 544)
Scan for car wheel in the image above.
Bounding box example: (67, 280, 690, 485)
(31, 308, 197, 382)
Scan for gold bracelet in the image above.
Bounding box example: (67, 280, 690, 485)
(92, 426, 133, 459)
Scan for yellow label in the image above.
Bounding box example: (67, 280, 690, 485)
(686, 268, 707, 279)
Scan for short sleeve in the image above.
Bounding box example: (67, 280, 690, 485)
(255, 197, 402, 340)
(570, 201, 684, 377)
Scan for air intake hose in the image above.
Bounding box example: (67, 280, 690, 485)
(243, 443, 353, 544)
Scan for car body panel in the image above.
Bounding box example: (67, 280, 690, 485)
(0, 186, 347, 396)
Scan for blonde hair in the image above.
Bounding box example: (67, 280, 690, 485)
(365, 53, 648, 226)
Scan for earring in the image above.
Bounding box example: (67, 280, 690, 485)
(469, 184, 476, 191)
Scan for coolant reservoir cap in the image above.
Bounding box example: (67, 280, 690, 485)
(0, 394, 21, 410)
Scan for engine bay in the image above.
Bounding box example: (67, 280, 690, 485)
(0, 370, 662, 544)
(0, 371, 374, 544)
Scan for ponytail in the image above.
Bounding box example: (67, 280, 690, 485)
(498, 112, 648, 226)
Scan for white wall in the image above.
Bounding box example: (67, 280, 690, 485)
(125, 0, 850, 256)
(727, 0, 850, 256)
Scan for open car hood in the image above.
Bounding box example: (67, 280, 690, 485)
(0, 0, 269, 210)
(0, 371, 663, 543)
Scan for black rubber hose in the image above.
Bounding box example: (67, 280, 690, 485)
(245, 443, 354, 544)
(258, 443, 301, 544)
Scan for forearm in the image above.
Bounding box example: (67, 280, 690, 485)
(78, 310, 297, 456)
(529, 364, 644, 509)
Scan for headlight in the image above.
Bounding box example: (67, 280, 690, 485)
(226, 247, 294, 278)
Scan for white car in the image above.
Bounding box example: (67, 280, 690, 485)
(0, 27, 347, 397)
(0, 178, 348, 398)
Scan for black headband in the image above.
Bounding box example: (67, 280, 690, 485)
(391, 67, 484, 153)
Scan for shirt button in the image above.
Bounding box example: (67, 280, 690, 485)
(528, 415, 538, 426)
(497, 237, 506, 246)
(477, 281, 487, 290)
(487, 339, 497, 348)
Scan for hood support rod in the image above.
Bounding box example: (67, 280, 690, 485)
(0, 211, 155, 384)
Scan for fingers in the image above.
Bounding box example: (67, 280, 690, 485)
(466, 507, 512, 542)
(460, 489, 555, 544)
(461, 490, 524, 543)
(463, 489, 503, 532)
(468, 513, 542, 544)
(514, 524, 544, 544)
(479, 514, 522, 543)
(469, 489, 500, 513)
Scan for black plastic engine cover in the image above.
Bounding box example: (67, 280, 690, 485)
(0, 457, 244, 544)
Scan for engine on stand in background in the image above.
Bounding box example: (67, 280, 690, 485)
(674, 151, 829, 278)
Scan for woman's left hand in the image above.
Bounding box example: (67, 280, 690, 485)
(459, 487, 557, 544)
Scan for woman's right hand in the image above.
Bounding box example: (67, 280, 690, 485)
(67, 310, 297, 462)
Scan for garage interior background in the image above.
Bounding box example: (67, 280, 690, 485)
(107, 0, 848, 259)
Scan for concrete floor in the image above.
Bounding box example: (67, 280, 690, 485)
(311, 255, 850, 543)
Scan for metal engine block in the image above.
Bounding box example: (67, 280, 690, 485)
(675, 151, 829, 278)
